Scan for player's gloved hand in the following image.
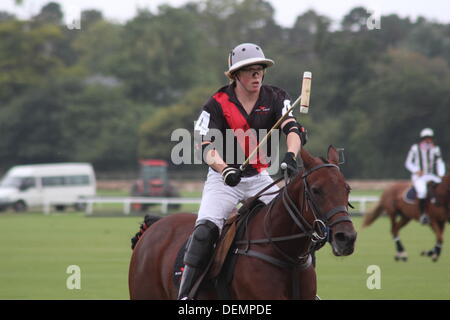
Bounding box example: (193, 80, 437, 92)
(221, 166, 242, 187)
(281, 152, 298, 178)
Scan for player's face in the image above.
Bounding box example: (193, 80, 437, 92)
(236, 64, 265, 93)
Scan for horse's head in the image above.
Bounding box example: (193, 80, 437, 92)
(299, 145, 357, 256)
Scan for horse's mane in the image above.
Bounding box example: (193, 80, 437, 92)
(131, 215, 162, 250)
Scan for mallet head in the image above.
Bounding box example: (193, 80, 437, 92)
(300, 71, 312, 114)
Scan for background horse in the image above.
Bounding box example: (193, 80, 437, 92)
(435, 172, 450, 211)
(362, 171, 450, 262)
(128, 146, 357, 299)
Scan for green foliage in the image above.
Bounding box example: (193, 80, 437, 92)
(0, 20, 63, 102)
(0, 74, 147, 169)
(112, 6, 212, 105)
(344, 49, 450, 178)
(1, 1, 449, 177)
(138, 86, 216, 160)
(72, 20, 122, 73)
(61, 83, 148, 170)
(34, 2, 63, 25)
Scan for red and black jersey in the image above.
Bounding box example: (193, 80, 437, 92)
(194, 83, 303, 177)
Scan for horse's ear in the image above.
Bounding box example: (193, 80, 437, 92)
(300, 148, 315, 169)
(327, 145, 339, 164)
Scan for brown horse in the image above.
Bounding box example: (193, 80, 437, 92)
(362, 171, 450, 262)
(128, 146, 357, 299)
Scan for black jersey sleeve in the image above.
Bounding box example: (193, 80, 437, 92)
(194, 97, 223, 141)
(274, 87, 296, 123)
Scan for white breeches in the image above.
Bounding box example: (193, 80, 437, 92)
(412, 174, 442, 199)
(196, 168, 279, 230)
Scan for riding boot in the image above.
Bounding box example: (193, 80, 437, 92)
(177, 265, 202, 300)
(177, 219, 219, 300)
(418, 199, 429, 225)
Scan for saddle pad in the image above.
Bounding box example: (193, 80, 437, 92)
(403, 186, 417, 205)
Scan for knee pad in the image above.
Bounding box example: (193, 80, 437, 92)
(183, 220, 219, 267)
(282, 122, 308, 146)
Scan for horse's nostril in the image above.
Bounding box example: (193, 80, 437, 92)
(334, 231, 357, 244)
(335, 232, 347, 243)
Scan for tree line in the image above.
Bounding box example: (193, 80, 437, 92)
(1, 0, 449, 178)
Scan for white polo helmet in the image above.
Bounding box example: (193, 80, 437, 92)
(225, 43, 274, 79)
(420, 128, 434, 139)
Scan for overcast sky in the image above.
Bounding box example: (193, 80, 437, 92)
(2, 0, 450, 27)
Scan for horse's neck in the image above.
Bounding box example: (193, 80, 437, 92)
(443, 174, 450, 187)
(283, 174, 304, 211)
(258, 174, 310, 252)
(436, 176, 450, 200)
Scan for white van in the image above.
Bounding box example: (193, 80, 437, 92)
(0, 163, 96, 212)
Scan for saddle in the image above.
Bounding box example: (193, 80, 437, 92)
(403, 182, 438, 205)
(403, 186, 417, 205)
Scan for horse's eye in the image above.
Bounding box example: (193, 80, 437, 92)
(311, 187, 321, 195)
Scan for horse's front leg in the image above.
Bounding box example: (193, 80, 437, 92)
(391, 212, 411, 262)
(295, 264, 317, 300)
(231, 257, 317, 300)
(230, 257, 291, 299)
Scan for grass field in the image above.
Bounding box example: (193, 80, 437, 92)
(0, 209, 449, 300)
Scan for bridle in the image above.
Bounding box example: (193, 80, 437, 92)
(273, 163, 351, 258)
(234, 162, 352, 298)
(301, 163, 352, 230)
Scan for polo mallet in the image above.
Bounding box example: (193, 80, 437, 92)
(240, 71, 312, 172)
